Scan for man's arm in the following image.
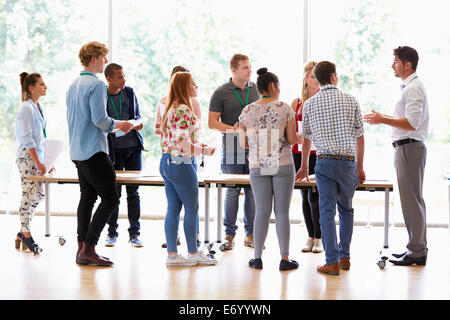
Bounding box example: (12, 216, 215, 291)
(356, 135, 366, 183)
(133, 92, 143, 130)
(364, 109, 415, 131)
(238, 122, 248, 149)
(295, 138, 312, 182)
(208, 111, 235, 133)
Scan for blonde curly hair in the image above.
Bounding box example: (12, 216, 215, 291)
(78, 42, 109, 67)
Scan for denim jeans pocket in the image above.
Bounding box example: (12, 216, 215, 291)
(167, 160, 181, 178)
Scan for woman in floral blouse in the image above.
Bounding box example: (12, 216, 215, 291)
(159, 71, 216, 266)
(238, 68, 299, 271)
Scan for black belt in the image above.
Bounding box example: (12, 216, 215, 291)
(318, 154, 355, 161)
(392, 138, 418, 148)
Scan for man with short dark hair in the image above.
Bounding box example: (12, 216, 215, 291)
(103, 63, 145, 248)
(208, 54, 260, 249)
(364, 46, 429, 266)
(66, 42, 134, 266)
(296, 61, 365, 276)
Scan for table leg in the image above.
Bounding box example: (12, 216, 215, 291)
(45, 181, 51, 237)
(217, 184, 223, 243)
(204, 183, 210, 243)
(384, 187, 390, 248)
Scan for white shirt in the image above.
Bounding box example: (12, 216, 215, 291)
(302, 85, 364, 157)
(392, 73, 429, 142)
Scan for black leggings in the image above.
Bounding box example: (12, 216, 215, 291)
(293, 153, 321, 239)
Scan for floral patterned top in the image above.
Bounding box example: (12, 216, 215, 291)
(160, 104, 200, 157)
(239, 100, 295, 169)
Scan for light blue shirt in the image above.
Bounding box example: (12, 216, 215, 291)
(15, 99, 46, 161)
(66, 71, 116, 161)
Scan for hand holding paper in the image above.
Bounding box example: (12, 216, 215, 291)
(44, 139, 64, 174)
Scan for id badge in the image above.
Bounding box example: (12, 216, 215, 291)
(115, 130, 126, 137)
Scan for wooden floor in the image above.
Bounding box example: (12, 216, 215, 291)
(0, 213, 449, 300)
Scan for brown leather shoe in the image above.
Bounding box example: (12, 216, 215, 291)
(339, 257, 350, 270)
(244, 234, 265, 249)
(223, 235, 235, 250)
(77, 240, 110, 264)
(77, 242, 113, 266)
(76, 239, 83, 263)
(317, 263, 340, 275)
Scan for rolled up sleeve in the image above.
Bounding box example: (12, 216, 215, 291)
(90, 82, 116, 132)
(353, 101, 364, 138)
(404, 87, 425, 130)
(302, 103, 312, 139)
(19, 106, 36, 149)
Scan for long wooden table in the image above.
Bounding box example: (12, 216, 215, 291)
(27, 171, 172, 242)
(202, 174, 393, 255)
(27, 172, 393, 254)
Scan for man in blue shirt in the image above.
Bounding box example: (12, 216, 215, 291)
(103, 63, 145, 248)
(66, 42, 134, 266)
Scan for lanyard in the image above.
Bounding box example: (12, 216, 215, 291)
(108, 91, 122, 119)
(30, 100, 46, 138)
(233, 87, 250, 107)
(80, 71, 97, 77)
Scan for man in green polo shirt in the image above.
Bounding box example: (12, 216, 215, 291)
(208, 54, 260, 249)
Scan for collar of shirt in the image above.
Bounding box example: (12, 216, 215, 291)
(401, 72, 417, 89)
(227, 78, 254, 90)
(320, 84, 338, 92)
(80, 70, 97, 78)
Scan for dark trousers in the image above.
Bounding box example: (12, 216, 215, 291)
(73, 152, 119, 245)
(293, 152, 321, 239)
(107, 146, 142, 238)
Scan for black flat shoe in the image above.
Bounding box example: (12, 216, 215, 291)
(249, 258, 263, 269)
(392, 251, 407, 259)
(279, 259, 299, 271)
(389, 254, 426, 266)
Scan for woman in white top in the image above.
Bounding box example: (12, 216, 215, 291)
(154, 66, 201, 136)
(15, 72, 54, 255)
(238, 68, 299, 271)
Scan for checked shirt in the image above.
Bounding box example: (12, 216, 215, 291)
(302, 85, 364, 157)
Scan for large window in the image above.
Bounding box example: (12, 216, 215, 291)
(311, 0, 450, 225)
(1, 0, 448, 227)
(0, 0, 108, 214)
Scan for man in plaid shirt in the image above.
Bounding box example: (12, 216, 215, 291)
(296, 61, 365, 276)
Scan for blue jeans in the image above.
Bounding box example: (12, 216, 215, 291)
(107, 146, 142, 238)
(315, 158, 359, 265)
(221, 151, 255, 236)
(159, 153, 199, 253)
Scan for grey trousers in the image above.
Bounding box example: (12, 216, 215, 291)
(394, 141, 427, 257)
(249, 164, 295, 259)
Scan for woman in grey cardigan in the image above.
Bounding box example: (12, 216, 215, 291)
(238, 68, 298, 271)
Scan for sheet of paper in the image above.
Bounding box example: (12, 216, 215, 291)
(44, 139, 64, 173)
(129, 118, 144, 127)
(111, 118, 144, 133)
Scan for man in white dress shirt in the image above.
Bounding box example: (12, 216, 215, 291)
(364, 46, 429, 266)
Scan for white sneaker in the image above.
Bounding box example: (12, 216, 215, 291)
(166, 254, 198, 266)
(301, 238, 314, 252)
(312, 238, 323, 253)
(187, 251, 217, 265)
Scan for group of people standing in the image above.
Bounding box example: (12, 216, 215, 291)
(14, 41, 429, 274)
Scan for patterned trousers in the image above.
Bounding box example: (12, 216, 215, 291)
(16, 149, 45, 233)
